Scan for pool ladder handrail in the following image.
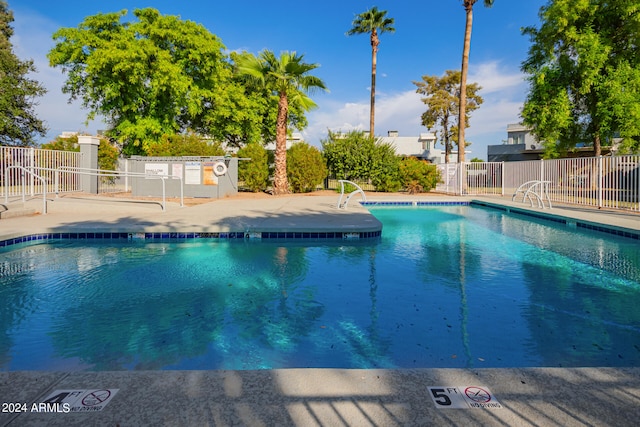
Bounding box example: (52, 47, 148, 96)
(337, 180, 366, 209)
(54, 166, 184, 212)
(512, 180, 553, 209)
(4, 165, 48, 214)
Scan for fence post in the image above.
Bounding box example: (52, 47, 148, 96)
(597, 156, 603, 209)
(78, 135, 100, 194)
(501, 162, 505, 196)
(29, 147, 35, 196)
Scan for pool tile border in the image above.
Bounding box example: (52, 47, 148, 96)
(2, 200, 637, 248)
(0, 230, 383, 249)
(471, 200, 640, 240)
(362, 201, 470, 207)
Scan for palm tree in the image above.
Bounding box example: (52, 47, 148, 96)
(347, 7, 395, 139)
(236, 50, 327, 195)
(457, 0, 493, 163)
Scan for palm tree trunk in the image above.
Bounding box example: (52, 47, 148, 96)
(273, 92, 289, 195)
(458, 4, 474, 164)
(370, 30, 379, 139)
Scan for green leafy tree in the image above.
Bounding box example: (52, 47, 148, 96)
(399, 157, 440, 193)
(347, 7, 395, 139)
(287, 142, 326, 193)
(146, 133, 224, 157)
(0, 1, 47, 146)
(458, 0, 494, 162)
(41, 134, 119, 172)
(237, 141, 269, 192)
(322, 130, 401, 192)
(47, 8, 236, 155)
(414, 70, 483, 163)
(236, 50, 327, 195)
(41, 135, 79, 152)
(521, 0, 640, 157)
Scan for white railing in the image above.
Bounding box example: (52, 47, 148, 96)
(4, 165, 48, 214)
(337, 180, 366, 209)
(55, 166, 184, 212)
(512, 180, 553, 209)
(435, 155, 639, 212)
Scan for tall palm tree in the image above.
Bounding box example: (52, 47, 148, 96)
(347, 7, 395, 139)
(457, 0, 493, 163)
(236, 50, 327, 195)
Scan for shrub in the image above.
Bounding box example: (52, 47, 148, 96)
(322, 130, 372, 180)
(287, 142, 327, 193)
(237, 142, 269, 192)
(370, 142, 401, 192)
(322, 130, 402, 192)
(399, 157, 440, 193)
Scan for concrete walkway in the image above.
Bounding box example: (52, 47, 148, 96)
(1, 192, 639, 426)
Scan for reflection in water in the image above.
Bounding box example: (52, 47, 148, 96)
(1, 205, 640, 371)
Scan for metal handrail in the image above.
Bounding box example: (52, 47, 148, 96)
(512, 180, 553, 209)
(4, 165, 48, 214)
(55, 166, 184, 212)
(337, 180, 367, 209)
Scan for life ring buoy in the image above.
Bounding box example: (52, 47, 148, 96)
(213, 161, 227, 176)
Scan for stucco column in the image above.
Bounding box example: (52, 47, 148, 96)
(78, 135, 100, 194)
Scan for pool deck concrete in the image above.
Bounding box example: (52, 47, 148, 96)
(1, 192, 639, 426)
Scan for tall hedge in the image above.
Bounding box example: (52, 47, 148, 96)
(237, 142, 269, 192)
(322, 130, 401, 191)
(287, 142, 327, 193)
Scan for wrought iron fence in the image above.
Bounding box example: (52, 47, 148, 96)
(1, 146, 82, 199)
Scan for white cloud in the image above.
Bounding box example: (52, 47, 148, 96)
(468, 61, 525, 95)
(306, 61, 528, 159)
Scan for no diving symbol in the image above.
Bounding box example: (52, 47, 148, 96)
(81, 390, 111, 406)
(464, 387, 491, 403)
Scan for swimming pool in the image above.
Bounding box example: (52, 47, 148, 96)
(1, 205, 639, 371)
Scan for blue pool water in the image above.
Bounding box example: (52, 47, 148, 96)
(1, 205, 639, 371)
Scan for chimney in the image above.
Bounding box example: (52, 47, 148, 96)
(387, 130, 399, 137)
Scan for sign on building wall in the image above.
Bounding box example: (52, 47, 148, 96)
(172, 163, 183, 179)
(202, 162, 218, 185)
(184, 161, 201, 185)
(144, 163, 168, 178)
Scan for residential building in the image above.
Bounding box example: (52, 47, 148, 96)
(487, 123, 544, 162)
(378, 130, 468, 164)
(488, 123, 619, 161)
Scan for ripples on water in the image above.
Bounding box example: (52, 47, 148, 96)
(1, 205, 639, 371)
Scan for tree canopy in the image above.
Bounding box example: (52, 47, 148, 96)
(521, 0, 640, 157)
(414, 70, 482, 163)
(0, 0, 47, 146)
(47, 8, 269, 155)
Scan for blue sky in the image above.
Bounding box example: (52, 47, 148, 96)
(11, 0, 546, 159)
